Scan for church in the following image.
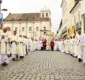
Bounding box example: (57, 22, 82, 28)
(3, 7, 51, 40)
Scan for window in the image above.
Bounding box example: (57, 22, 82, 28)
(15, 27, 17, 31)
(36, 27, 39, 31)
(42, 13, 44, 17)
(46, 13, 48, 17)
(29, 27, 32, 31)
(44, 27, 46, 30)
(22, 27, 24, 31)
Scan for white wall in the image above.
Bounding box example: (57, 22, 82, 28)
(81, 0, 85, 15)
(3, 20, 51, 40)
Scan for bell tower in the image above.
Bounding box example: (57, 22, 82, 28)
(40, 6, 51, 19)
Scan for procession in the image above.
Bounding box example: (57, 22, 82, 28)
(0, 25, 85, 67)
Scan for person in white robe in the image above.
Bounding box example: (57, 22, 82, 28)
(22, 36, 27, 55)
(68, 38, 70, 54)
(80, 33, 85, 63)
(54, 39, 58, 51)
(0, 28, 9, 66)
(69, 37, 74, 56)
(76, 32, 82, 62)
(34, 39, 38, 51)
(11, 31, 18, 61)
(18, 36, 24, 59)
(65, 39, 68, 53)
(61, 39, 65, 53)
(73, 35, 78, 58)
(63, 39, 66, 53)
(58, 39, 63, 52)
(27, 37, 30, 53)
(30, 38, 35, 52)
(71, 36, 75, 56)
(7, 37, 11, 57)
(23, 36, 29, 55)
(37, 40, 41, 50)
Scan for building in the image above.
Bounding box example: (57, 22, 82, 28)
(70, 0, 82, 36)
(3, 7, 51, 40)
(81, 0, 85, 34)
(56, 19, 62, 39)
(60, 0, 70, 38)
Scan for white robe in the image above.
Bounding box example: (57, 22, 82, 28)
(30, 40, 35, 51)
(37, 41, 42, 50)
(73, 39, 78, 57)
(80, 34, 85, 63)
(58, 41, 63, 52)
(54, 41, 58, 51)
(18, 42, 24, 57)
(0, 38, 9, 64)
(34, 41, 37, 51)
(11, 35, 18, 59)
(69, 39, 74, 55)
(65, 40, 69, 54)
(7, 42, 11, 55)
(61, 41, 65, 53)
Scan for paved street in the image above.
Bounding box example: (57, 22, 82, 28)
(0, 51, 85, 80)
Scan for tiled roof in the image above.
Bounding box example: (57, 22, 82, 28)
(4, 13, 40, 21)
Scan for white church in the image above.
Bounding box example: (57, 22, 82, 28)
(3, 7, 51, 40)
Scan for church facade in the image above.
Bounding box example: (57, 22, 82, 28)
(3, 8, 51, 40)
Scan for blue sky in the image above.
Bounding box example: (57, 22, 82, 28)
(1, 0, 62, 33)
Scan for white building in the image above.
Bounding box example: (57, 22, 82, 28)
(81, 0, 85, 34)
(60, 0, 70, 38)
(3, 7, 51, 40)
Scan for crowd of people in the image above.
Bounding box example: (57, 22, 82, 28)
(0, 27, 57, 66)
(53, 31, 85, 65)
(0, 27, 85, 66)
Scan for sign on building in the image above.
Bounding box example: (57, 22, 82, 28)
(0, 12, 3, 23)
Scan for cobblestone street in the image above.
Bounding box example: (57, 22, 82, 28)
(0, 51, 85, 80)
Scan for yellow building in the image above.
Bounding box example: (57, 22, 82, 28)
(60, 0, 70, 38)
(70, 0, 82, 36)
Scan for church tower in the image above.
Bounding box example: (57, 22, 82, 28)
(40, 6, 51, 19)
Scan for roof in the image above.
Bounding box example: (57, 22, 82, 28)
(4, 13, 40, 21)
(4, 13, 50, 21)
